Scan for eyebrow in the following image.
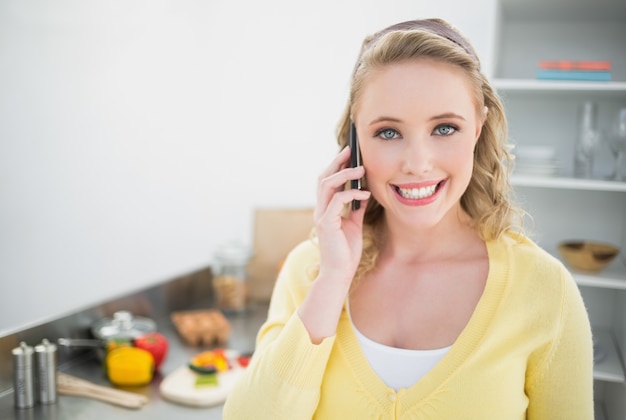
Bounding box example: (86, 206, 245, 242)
(368, 113, 467, 126)
(430, 112, 466, 121)
(368, 116, 402, 126)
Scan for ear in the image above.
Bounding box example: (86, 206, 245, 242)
(474, 106, 488, 142)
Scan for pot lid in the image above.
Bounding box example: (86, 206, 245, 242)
(91, 310, 156, 340)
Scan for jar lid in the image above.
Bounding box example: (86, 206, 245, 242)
(214, 242, 251, 264)
(91, 311, 156, 340)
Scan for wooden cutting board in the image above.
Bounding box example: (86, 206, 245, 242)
(159, 356, 246, 407)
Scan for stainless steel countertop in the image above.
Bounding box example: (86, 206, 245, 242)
(0, 303, 268, 420)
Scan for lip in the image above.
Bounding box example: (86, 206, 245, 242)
(391, 179, 446, 206)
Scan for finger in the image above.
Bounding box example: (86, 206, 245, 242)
(347, 196, 369, 224)
(318, 146, 351, 181)
(317, 166, 365, 211)
(316, 190, 370, 244)
(321, 189, 371, 223)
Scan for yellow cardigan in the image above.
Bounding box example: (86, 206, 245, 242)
(223, 233, 594, 419)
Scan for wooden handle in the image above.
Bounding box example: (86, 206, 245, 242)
(57, 372, 148, 409)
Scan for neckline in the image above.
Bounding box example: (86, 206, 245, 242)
(337, 236, 510, 408)
(347, 299, 453, 355)
(353, 321, 453, 355)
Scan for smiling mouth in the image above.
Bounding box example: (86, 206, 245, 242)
(393, 181, 443, 200)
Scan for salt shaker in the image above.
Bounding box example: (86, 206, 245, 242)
(12, 342, 35, 409)
(35, 338, 57, 404)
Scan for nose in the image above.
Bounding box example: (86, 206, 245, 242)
(400, 136, 433, 175)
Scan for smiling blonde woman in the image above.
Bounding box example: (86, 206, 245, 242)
(223, 18, 594, 420)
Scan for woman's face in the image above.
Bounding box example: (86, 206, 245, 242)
(354, 58, 484, 231)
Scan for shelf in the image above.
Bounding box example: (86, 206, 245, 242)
(500, 0, 626, 21)
(493, 79, 626, 97)
(573, 261, 626, 290)
(511, 175, 626, 192)
(593, 329, 625, 383)
(549, 250, 626, 290)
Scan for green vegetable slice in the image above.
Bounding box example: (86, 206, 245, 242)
(188, 362, 217, 375)
(194, 372, 218, 387)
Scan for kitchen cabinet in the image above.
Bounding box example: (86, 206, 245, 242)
(492, 0, 626, 418)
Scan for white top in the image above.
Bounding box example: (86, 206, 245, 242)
(349, 308, 452, 391)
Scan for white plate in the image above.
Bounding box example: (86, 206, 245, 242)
(515, 162, 560, 176)
(514, 146, 557, 162)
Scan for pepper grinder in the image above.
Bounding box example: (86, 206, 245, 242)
(12, 342, 35, 409)
(35, 338, 57, 404)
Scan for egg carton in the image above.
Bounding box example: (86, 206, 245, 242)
(170, 309, 231, 347)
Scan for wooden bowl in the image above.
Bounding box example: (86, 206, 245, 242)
(557, 241, 620, 273)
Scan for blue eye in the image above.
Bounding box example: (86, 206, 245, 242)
(434, 124, 458, 136)
(376, 128, 400, 140)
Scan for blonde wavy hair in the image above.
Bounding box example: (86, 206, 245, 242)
(335, 18, 525, 283)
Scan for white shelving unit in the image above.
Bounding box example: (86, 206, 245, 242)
(495, 0, 626, 418)
(574, 269, 626, 291)
(512, 175, 626, 192)
(594, 330, 626, 383)
(494, 79, 626, 95)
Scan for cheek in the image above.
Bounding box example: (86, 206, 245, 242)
(448, 144, 476, 180)
(362, 158, 386, 191)
(445, 134, 477, 163)
(435, 141, 477, 185)
(446, 146, 474, 167)
(360, 145, 396, 184)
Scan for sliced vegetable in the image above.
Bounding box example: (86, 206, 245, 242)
(194, 372, 219, 388)
(188, 363, 217, 375)
(189, 349, 231, 374)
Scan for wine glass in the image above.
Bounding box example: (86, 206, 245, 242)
(574, 128, 601, 179)
(605, 108, 626, 182)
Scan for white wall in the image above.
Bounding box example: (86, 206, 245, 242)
(0, 0, 497, 335)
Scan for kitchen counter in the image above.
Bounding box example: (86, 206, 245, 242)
(0, 303, 268, 420)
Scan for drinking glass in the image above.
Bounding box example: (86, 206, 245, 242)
(605, 108, 626, 182)
(574, 101, 600, 179)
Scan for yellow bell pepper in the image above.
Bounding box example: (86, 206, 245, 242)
(105, 347, 154, 386)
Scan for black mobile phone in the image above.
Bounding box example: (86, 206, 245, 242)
(349, 122, 362, 211)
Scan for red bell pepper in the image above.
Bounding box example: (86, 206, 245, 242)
(134, 332, 169, 369)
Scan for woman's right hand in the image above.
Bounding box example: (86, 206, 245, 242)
(297, 146, 371, 343)
(314, 146, 371, 287)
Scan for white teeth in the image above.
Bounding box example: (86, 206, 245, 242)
(397, 184, 437, 199)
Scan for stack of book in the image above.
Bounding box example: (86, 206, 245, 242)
(536, 60, 612, 82)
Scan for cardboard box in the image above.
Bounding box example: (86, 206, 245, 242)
(247, 208, 314, 301)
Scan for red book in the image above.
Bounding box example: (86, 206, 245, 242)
(539, 60, 612, 71)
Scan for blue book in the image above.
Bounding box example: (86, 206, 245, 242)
(536, 69, 611, 81)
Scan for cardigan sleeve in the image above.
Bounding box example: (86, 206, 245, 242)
(525, 266, 594, 419)
(223, 241, 335, 420)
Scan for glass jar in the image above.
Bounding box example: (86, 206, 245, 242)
(212, 242, 251, 313)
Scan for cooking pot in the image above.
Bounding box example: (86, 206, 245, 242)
(58, 310, 156, 360)
(91, 310, 156, 340)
